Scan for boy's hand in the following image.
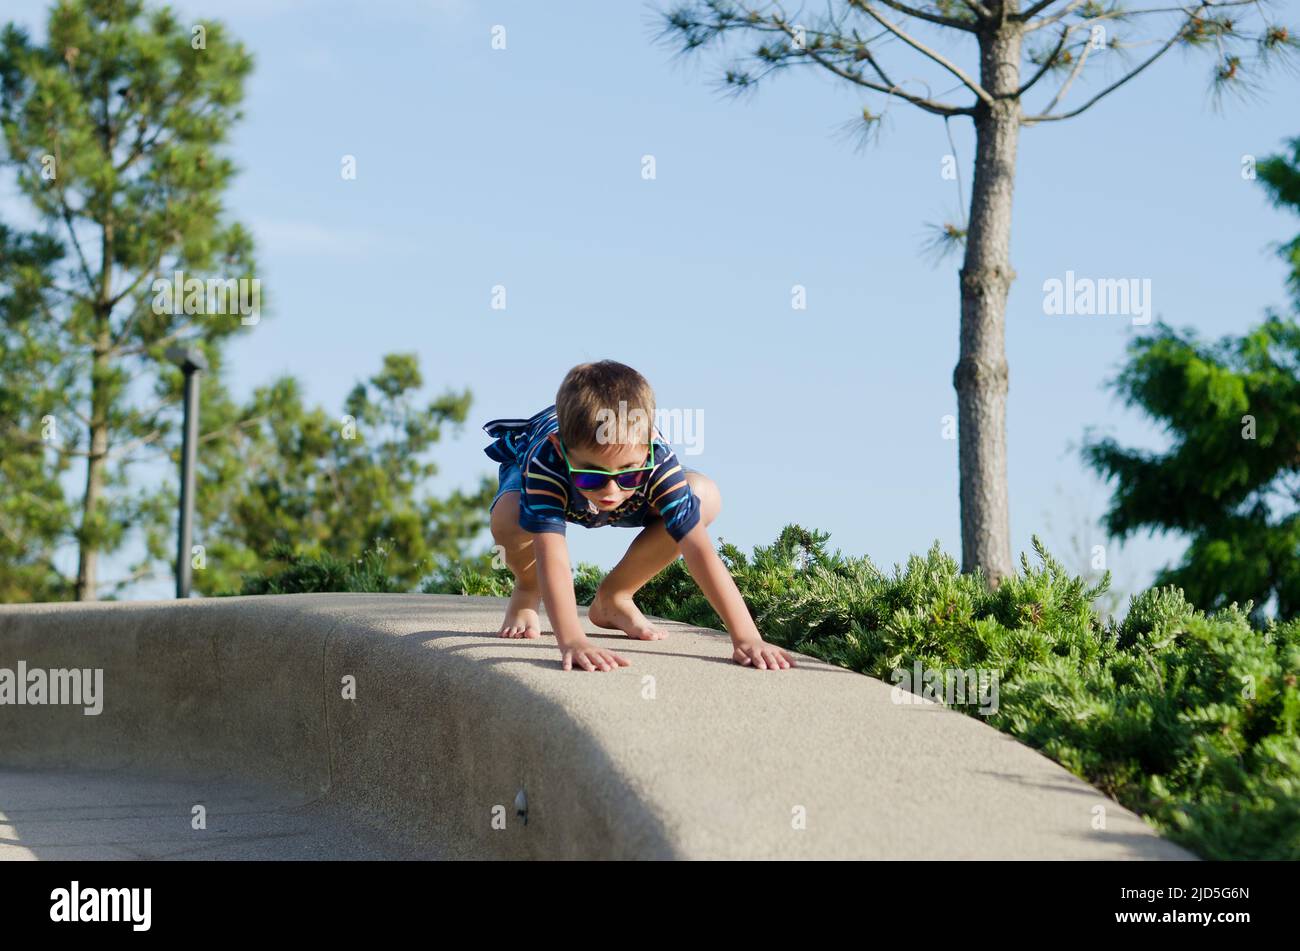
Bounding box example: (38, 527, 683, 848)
(678, 529, 795, 671)
(732, 638, 797, 670)
(561, 637, 631, 672)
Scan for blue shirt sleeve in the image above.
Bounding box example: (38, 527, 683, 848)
(518, 439, 569, 535)
(645, 443, 701, 543)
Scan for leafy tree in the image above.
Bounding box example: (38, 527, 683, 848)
(0, 0, 256, 599)
(1083, 135, 1300, 624)
(1083, 314, 1300, 625)
(0, 222, 74, 601)
(192, 353, 497, 597)
(0, 4, 493, 602)
(656, 0, 1299, 584)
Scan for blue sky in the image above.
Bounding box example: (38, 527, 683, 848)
(4, 0, 1298, 608)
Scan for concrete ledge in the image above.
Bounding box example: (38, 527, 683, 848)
(0, 593, 1196, 859)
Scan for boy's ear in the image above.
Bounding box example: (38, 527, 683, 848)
(546, 433, 560, 451)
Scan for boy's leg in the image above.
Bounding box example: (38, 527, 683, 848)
(490, 490, 543, 638)
(588, 472, 721, 639)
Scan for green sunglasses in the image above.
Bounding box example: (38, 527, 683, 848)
(556, 437, 656, 491)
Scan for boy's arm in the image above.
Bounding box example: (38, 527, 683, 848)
(533, 531, 630, 672)
(677, 524, 796, 669)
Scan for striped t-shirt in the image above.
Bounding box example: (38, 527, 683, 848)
(483, 404, 701, 542)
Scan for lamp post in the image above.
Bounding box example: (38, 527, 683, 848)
(166, 345, 209, 599)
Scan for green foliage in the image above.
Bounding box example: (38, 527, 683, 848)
(191, 352, 495, 596)
(1082, 313, 1300, 625)
(418, 552, 607, 602)
(620, 524, 1298, 860)
(0, 6, 493, 603)
(420, 551, 514, 598)
(229, 540, 404, 595)
(0, 222, 74, 601)
(0, 0, 256, 599)
(1115, 583, 1199, 651)
(999, 602, 1300, 859)
(573, 561, 605, 605)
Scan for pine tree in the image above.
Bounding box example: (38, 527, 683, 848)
(656, 0, 1299, 584)
(0, 0, 256, 599)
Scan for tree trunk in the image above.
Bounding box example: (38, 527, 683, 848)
(75, 340, 110, 601)
(954, 24, 1021, 586)
(76, 170, 114, 600)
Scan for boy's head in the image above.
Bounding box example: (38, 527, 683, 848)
(548, 360, 656, 510)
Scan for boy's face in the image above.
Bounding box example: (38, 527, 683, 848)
(548, 433, 651, 510)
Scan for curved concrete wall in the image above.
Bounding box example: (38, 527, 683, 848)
(0, 593, 1195, 859)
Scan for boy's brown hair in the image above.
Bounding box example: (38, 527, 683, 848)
(555, 360, 655, 453)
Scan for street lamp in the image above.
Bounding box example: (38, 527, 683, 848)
(166, 345, 209, 599)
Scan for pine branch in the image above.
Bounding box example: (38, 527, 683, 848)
(772, 20, 976, 115)
(0, 421, 94, 458)
(1034, 26, 1099, 115)
(1017, 0, 1067, 23)
(1018, 23, 1074, 95)
(54, 186, 98, 294)
(848, 1, 995, 104)
(1022, 12, 1192, 123)
(104, 427, 165, 463)
(872, 0, 981, 31)
(197, 413, 273, 446)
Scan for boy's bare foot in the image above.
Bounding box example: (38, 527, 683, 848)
(498, 586, 542, 638)
(587, 589, 667, 640)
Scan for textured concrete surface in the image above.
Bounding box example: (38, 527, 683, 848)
(0, 766, 429, 860)
(0, 593, 1197, 860)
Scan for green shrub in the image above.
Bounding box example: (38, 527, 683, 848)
(420, 552, 514, 597)
(229, 540, 405, 595)
(627, 525, 1300, 860)
(418, 551, 606, 602)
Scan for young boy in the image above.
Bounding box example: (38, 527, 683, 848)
(483, 360, 796, 673)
